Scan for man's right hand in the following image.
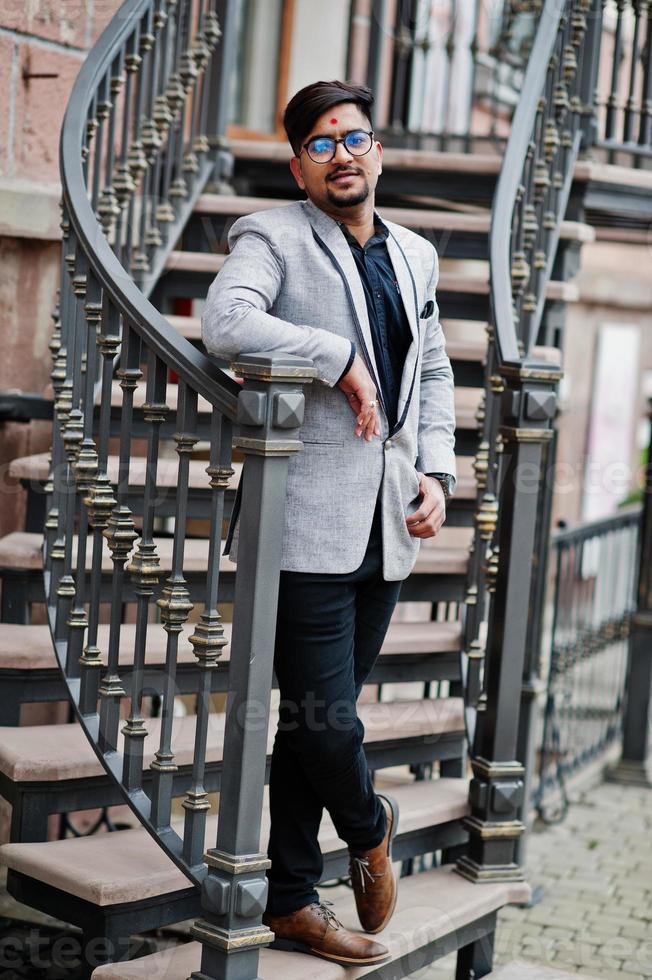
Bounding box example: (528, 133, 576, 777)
(338, 354, 381, 441)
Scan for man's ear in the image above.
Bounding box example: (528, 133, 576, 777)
(375, 140, 383, 176)
(289, 156, 306, 191)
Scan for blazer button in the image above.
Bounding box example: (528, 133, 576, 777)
(385, 440, 392, 450)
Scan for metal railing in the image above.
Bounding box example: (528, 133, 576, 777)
(354, 0, 541, 150)
(455, 0, 605, 883)
(590, 0, 652, 163)
(50, 0, 314, 975)
(535, 507, 641, 821)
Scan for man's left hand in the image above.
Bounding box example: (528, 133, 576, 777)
(406, 474, 446, 538)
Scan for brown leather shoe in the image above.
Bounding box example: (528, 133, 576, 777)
(348, 793, 399, 934)
(262, 900, 389, 966)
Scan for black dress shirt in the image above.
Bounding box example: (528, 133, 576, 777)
(338, 214, 413, 432)
(337, 214, 455, 497)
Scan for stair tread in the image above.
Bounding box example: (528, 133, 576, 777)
(227, 136, 504, 173)
(0, 526, 473, 576)
(165, 251, 579, 301)
(8, 453, 243, 490)
(229, 138, 652, 197)
(169, 314, 561, 368)
(193, 193, 594, 243)
(0, 776, 469, 905)
(88, 864, 530, 978)
(7, 451, 477, 500)
(0, 618, 462, 672)
(0, 696, 464, 783)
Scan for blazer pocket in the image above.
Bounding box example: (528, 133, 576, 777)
(420, 300, 435, 320)
(301, 439, 344, 447)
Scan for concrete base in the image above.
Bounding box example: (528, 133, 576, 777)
(489, 964, 600, 979)
(604, 757, 652, 788)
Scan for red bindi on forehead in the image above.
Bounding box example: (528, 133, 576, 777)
(330, 118, 338, 124)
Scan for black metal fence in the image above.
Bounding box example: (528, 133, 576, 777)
(354, 0, 540, 151)
(535, 506, 641, 821)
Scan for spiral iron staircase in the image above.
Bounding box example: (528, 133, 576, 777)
(0, 0, 651, 977)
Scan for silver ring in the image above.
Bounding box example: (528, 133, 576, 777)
(369, 400, 377, 408)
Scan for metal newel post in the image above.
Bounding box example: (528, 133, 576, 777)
(607, 396, 652, 787)
(457, 360, 561, 884)
(189, 352, 315, 980)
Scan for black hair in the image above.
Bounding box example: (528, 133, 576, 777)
(282, 80, 374, 157)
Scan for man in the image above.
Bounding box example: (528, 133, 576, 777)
(202, 79, 456, 967)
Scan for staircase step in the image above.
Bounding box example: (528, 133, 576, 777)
(193, 193, 594, 243)
(89, 864, 530, 979)
(1, 777, 469, 906)
(10, 452, 476, 500)
(164, 250, 579, 301)
(170, 313, 488, 358)
(0, 526, 472, 577)
(104, 380, 482, 431)
(227, 136, 505, 175)
(0, 618, 461, 672)
(0, 696, 464, 784)
(168, 314, 561, 371)
(9, 454, 242, 491)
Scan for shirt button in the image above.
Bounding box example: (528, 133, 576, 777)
(385, 440, 392, 450)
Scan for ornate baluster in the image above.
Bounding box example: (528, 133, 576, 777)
(130, 5, 156, 275)
(123, 351, 168, 790)
(187, 0, 211, 171)
(92, 73, 111, 214)
(150, 381, 198, 830)
(45, 210, 72, 561)
(183, 410, 233, 867)
(55, 249, 88, 640)
(157, 0, 185, 230)
(203, 0, 237, 164)
(133, 0, 167, 276)
(171, 0, 198, 201)
(98, 323, 141, 755)
(80, 295, 121, 718)
(65, 268, 103, 678)
(114, 27, 140, 262)
(191, 353, 315, 980)
(49, 226, 78, 606)
(125, 8, 152, 270)
(97, 52, 125, 242)
(149, 0, 176, 248)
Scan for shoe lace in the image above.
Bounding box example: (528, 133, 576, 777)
(349, 855, 386, 894)
(313, 900, 342, 931)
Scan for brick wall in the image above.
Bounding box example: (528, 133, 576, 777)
(0, 0, 122, 538)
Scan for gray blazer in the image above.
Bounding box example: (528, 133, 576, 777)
(202, 198, 456, 580)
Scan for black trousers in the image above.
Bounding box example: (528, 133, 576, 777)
(265, 503, 403, 916)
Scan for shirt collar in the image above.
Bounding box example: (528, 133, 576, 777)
(338, 211, 389, 250)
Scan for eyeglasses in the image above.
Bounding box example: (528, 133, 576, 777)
(301, 129, 375, 165)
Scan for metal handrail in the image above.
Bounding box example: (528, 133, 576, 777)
(60, 0, 239, 418)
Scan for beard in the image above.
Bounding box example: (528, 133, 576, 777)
(325, 177, 370, 209)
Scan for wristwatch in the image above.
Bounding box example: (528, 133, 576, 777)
(427, 472, 454, 500)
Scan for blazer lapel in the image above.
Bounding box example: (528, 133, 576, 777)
(385, 228, 421, 429)
(301, 200, 382, 391)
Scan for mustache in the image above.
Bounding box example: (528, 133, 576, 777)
(328, 168, 362, 179)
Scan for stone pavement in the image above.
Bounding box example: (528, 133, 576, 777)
(406, 779, 652, 979)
